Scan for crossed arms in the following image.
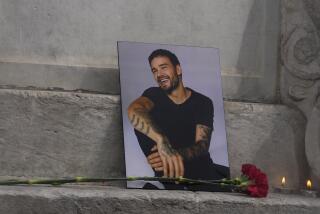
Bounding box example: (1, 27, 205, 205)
(127, 96, 213, 178)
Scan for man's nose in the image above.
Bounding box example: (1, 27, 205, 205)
(156, 69, 163, 78)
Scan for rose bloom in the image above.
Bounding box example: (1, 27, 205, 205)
(241, 164, 269, 197)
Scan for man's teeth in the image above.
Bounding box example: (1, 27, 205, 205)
(160, 79, 169, 83)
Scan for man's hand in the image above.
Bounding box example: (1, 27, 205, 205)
(147, 146, 163, 172)
(157, 137, 184, 178)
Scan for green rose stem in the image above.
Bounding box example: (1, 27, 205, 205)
(0, 176, 241, 189)
(0, 164, 269, 197)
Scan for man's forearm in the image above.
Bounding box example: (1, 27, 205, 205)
(177, 140, 209, 161)
(128, 96, 184, 178)
(178, 124, 212, 161)
(128, 107, 163, 144)
(128, 101, 177, 156)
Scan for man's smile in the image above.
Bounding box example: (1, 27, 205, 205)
(158, 76, 170, 86)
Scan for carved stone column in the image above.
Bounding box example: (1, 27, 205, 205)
(281, 0, 320, 188)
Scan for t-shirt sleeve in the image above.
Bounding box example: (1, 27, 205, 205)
(141, 87, 160, 104)
(194, 97, 214, 129)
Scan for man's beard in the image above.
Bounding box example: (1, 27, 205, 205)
(158, 75, 180, 94)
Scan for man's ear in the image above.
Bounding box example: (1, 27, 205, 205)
(176, 65, 182, 75)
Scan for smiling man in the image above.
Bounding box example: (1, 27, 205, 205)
(127, 49, 229, 189)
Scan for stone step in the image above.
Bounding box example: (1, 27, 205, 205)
(0, 61, 278, 102)
(0, 88, 307, 190)
(0, 88, 124, 179)
(0, 185, 319, 214)
(0, 62, 119, 94)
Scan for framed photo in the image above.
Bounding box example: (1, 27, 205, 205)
(118, 41, 230, 191)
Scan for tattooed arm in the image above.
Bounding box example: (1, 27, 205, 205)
(127, 96, 184, 178)
(127, 96, 160, 142)
(146, 123, 212, 178)
(177, 124, 213, 161)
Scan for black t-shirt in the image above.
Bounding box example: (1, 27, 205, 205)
(135, 87, 216, 179)
(142, 87, 213, 150)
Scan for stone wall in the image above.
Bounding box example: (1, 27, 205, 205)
(0, 89, 307, 190)
(281, 0, 320, 189)
(0, 0, 317, 193)
(0, 0, 280, 102)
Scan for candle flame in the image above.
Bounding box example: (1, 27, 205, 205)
(281, 177, 286, 187)
(307, 180, 312, 190)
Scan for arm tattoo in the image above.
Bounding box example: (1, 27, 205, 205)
(146, 126, 150, 136)
(178, 141, 209, 160)
(128, 108, 163, 138)
(198, 124, 212, 141)
(133, 117, 140, 128)
(139, 121, 144, 131)
(178, 125, 213, 161)
(129, 107, 178, 156)
(129, 114, 136, 124)
(159, 136, 176, 156)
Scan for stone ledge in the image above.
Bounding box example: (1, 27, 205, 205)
(0, 186, 319, 214)
(0, 62, 119, 94)
(0, 88, 124, 179)
(0, 61, 279, 102)
(0, 88, 307, 190)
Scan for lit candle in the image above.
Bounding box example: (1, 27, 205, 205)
(281, 177, 286, 188)
(274, 176, 296, 194)
(300, 179, 318, 198)
(306, 180, 312, 190)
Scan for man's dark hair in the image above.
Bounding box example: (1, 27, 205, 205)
(148, 49, 180, 67)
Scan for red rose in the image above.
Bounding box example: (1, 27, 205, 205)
(241, 164, 257, 179)
(241, 164, 252, 174)
(247, 183, 268, 197)
(241, 164, 269, 198)
(256, 172, 268, 185)
(247, 185, 259, 196)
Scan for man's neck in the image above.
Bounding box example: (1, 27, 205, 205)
(167, 82, 191, 104)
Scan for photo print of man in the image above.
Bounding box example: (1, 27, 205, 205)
(118, 42, 230, 191)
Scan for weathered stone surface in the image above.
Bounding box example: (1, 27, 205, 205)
(225, 102, 308, 190)
(198, 191, 320, 214)
(0, 0, 280, 102)
(0, 88, 308, 190)
(0, 89, 124, 179)
(0, 62, 119, 94)
(0, 186, 319, 214)
(281, 0, 320, 184)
